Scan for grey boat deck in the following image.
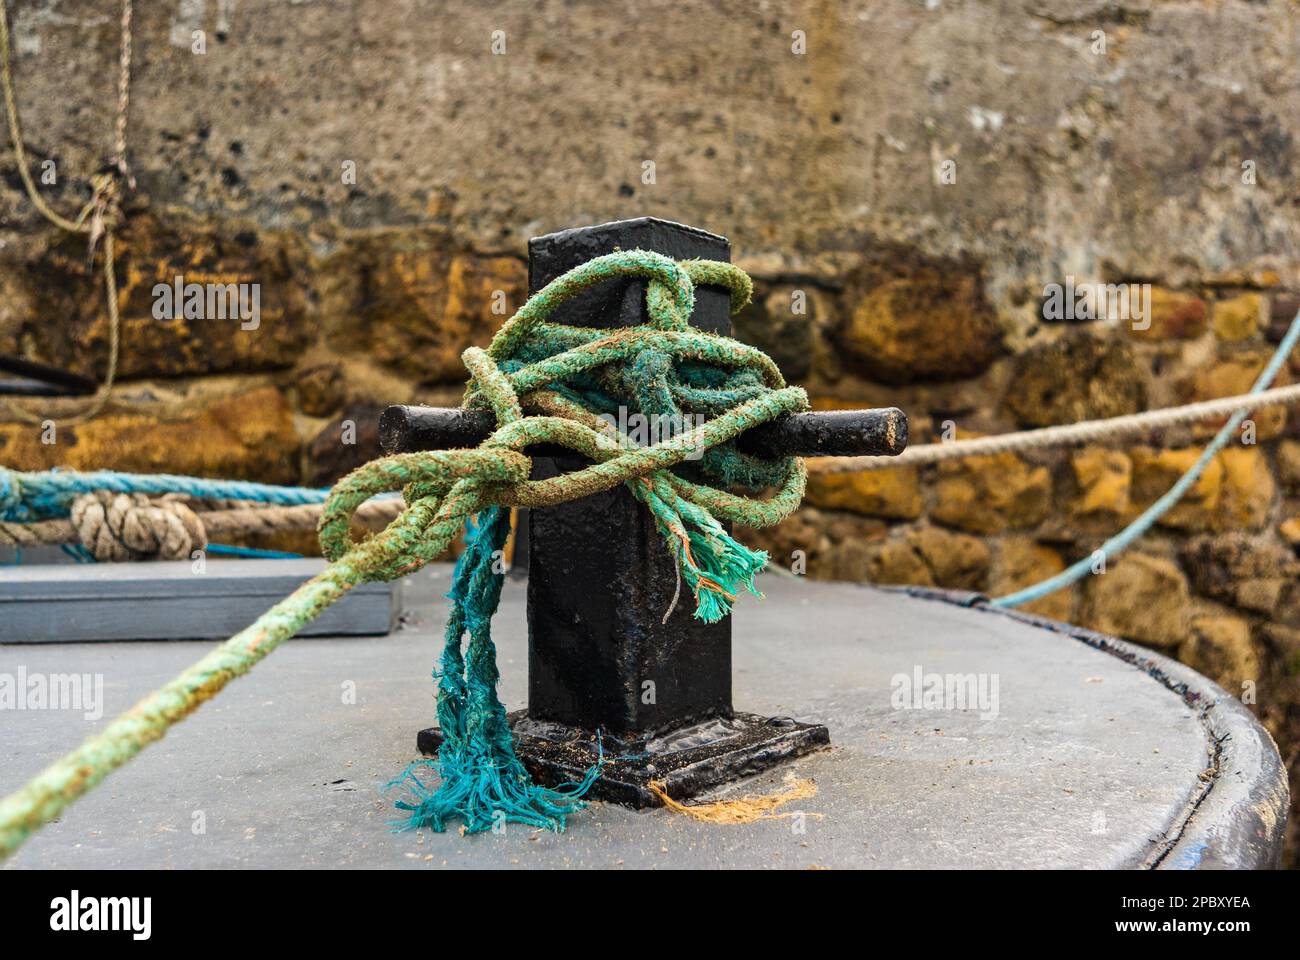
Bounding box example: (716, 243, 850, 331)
(0, 565, 1286, 869)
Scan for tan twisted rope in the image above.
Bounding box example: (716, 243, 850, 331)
(0, 0, 132, 425)
(71, 491, 207, 561)
(808, 382, 1300, 474)
(0, 492, 405, 561)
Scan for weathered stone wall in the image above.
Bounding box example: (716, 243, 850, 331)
(1, 0, 1298, 860)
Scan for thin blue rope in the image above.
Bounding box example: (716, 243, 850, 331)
(60, 543, 96, 563)
(206, 543, 304, 559)
(993, 309, 1300, 609)
(0, 468, 336, 522)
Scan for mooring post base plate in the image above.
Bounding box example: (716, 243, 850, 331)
(417, 710, 830, 808)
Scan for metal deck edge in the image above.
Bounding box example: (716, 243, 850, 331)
(878, 584, 1290, 871)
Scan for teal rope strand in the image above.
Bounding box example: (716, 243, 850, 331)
(0, 467, 331, 522)
(384, 507, 601, 833)
(993, 309, 1300, 609)
(206, 543, 304, 559)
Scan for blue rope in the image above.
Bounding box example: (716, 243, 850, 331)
(60, 544, 96, 563)
(993, 309, 1300, 609)
(0, 468, 332, 522)
(206, 543, 304, 559)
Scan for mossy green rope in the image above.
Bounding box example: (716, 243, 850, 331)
(0, 250, 808, 856)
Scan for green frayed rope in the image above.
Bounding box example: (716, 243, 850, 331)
(382, 506, 604, 834)
(0, 249, 808, 855)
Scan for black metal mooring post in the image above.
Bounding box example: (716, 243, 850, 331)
(405, 217, 908, 806)
(528, 220, 737, 740)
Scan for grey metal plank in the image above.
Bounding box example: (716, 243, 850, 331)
(0, 559, 398, 641)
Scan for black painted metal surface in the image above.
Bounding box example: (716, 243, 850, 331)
(380, 404, 909, 459)
(528, 217, 732, 333)
(526, 219, 735, 737)
(742, 406, 907, 458)
(419, 710, 830, 807)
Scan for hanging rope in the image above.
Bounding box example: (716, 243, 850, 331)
(0, 0, 133, 425)
(0, 249, 809, 858)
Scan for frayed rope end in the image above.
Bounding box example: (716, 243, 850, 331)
(382, 740, 605, 836)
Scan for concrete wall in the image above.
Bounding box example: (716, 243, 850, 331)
(1, 0, 1298, 861)
(4, 1, 1297, 273)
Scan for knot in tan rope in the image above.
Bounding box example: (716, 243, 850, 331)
(69, 491, 207, 562)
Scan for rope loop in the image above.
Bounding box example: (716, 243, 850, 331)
(308, 250, 806, 608)
(317, 448, 530, 563)
(462, 346, 524, 429)
(485, 250, 695, 360)
(0, 0, 133, 426)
